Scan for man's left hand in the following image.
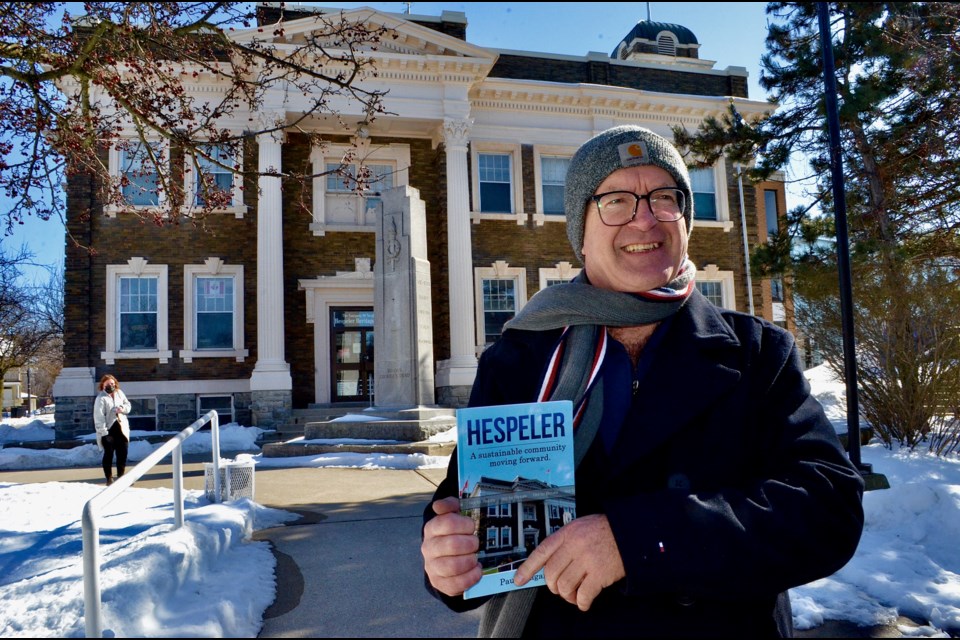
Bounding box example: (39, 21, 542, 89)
(513, 513, 625, 611)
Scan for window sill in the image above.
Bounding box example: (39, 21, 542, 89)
(101, 350, 173, 365)
(104, 205, 247, 219)
(470, 211, 526, 226)
(104, 205, 166, 219)
(309, 222, 376, 236)
(532, 212, 566, 226)
(180, 349, 249, 363)
(692, 219, 734, 233)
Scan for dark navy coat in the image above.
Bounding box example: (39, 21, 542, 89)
(425, 290, 865, 637)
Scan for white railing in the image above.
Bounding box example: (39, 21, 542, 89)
(82, 410, 221, 638)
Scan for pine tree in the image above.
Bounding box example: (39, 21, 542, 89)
(674, 2, 960, 453)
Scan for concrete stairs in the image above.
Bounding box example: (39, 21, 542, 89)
(261, 404, 457, 458)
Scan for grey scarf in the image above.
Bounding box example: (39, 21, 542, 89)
(477, 260, 696, 638)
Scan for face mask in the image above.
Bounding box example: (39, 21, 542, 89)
(104, 385, 115, 393)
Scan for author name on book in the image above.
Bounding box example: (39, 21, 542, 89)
(465, 411, 567, 446)
(500, 571, 545, 587)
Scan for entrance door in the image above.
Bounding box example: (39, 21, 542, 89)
(330, 308, 374, 402)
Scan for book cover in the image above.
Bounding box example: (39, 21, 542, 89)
(457, 400, 576, 599)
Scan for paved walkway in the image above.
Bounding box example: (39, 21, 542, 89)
(0, 456, 921, 638)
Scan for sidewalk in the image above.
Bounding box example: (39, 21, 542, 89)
(0, 458, 480, 638)
(0, 459, 917, 638)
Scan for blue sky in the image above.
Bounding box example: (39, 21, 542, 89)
(6, 2, 774, 279)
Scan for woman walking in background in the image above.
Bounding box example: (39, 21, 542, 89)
(93, 374, 131, 486)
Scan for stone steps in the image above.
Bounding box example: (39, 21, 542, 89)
(261, 440, 455, 457)
(262, 405, 457, 458)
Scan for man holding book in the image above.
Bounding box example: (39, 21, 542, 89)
(421, 125, 865, 637)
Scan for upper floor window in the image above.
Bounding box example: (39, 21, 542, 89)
(764, 189, 780, 237)
(690, 167, 717, 221)
(106, 139, 171, 216)
(478, 153, 513, 213)
(470, 143, 524, 224)
(326, 163, 394, 207)
(310, 142, 411, 236)
(771, 276, 785, 303)
(540, 157, 569, 215)
(196, 144, 235, 206)
(120, 141, 162, 206)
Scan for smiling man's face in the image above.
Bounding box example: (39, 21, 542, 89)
(580, 165, 688, 293)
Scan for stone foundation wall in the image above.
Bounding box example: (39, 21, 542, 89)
(436, 385, 471, 409)
(250, 390, 292, 427)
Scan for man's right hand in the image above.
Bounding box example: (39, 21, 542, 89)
(421, 496, 482, 597)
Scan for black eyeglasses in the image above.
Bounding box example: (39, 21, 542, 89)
(590, 188, 686, 226)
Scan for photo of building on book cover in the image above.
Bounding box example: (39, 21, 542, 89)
(457, 401, 576, 599)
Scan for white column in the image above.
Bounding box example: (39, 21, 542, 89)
(251, 123, 292, 390)
(436, 118, 478, 388)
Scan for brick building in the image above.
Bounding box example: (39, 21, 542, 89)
(52, 5, 786, 438)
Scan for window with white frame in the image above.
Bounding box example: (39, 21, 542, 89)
(690, 167, 717, 220)
(325, 162, 394, 208)
(310, 143, 410, 235)
(696, 281, 724, 307)
(181, 258, 247, 362)
(120, 276, 158, 350)
(121, 141, 161, 206)
(539, 156, 569, 215)
(474, 260, 527, 350)
(486, 527, 499, 548)
(478, 153, 512, 213)
(198, 395, 234, 425)
(102, 258, 171, 364)
(500, 527, 512, 548)
(185, 142, 245, 217)
(106, 140, 168, 214)
(474, 262, 527, 350)
(487, 504, 499, 517)
(538, 261, 581, 290)
(482, 280, 516, 345)
(523, 504, 536, 521)
(470, 143, 523, 223)
(500, 502, 511, 517)
(695, 264, 736, 310)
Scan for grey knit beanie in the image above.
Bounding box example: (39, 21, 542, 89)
(564, 126, 693, 264)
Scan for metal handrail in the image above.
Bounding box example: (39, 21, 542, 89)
(82, 410, 222, 638)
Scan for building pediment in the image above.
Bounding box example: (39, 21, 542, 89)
(235, 6, 497, 79)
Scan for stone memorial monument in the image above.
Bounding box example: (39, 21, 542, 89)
(301, 185, 454, 446)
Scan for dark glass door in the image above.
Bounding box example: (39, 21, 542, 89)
(330, 308, 374, 402)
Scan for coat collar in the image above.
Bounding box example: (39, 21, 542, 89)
(605, 290, 745, 466)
